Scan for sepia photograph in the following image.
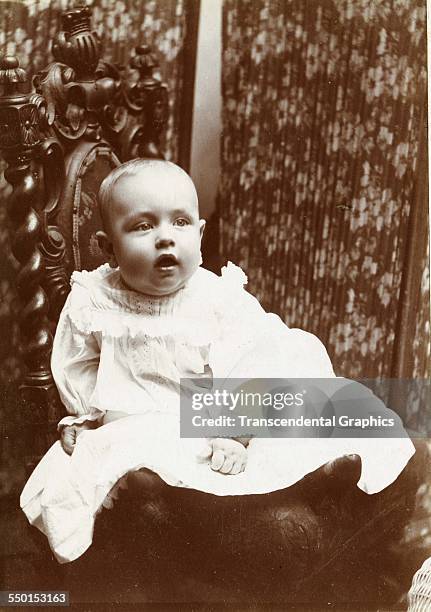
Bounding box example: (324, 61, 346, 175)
(0, 0, 429, 609)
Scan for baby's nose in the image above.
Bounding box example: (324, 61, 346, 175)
(155, 233, 175, 249)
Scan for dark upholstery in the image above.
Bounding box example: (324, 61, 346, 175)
(60, 440, 428, 606)
(58, 143, 119, 274)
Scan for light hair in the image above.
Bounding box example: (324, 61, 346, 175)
(98, 158, 198, 230)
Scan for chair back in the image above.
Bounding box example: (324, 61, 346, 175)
(0, 5, 167, 449)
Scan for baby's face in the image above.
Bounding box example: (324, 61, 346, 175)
(105, 172, 204, 296)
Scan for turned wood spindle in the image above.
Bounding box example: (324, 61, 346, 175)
(0, 55, 53, 396)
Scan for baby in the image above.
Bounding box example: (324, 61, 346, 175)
(60, 159, 247, 476)
(20, 159, 414, 564)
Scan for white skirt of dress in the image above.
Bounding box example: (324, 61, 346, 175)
(20, 411, 415, 564)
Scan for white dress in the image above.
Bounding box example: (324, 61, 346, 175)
(20, 262, 415, 563)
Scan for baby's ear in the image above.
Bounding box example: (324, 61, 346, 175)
(199, 219, 206, 239)
(96, 230, 117, 268)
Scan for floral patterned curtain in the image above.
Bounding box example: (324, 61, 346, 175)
(0, 0, 190, 386)
(220, 0, 429, 390)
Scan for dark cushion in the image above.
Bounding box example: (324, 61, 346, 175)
(85, 440, 429, 606)
(56, 143, 120, 275)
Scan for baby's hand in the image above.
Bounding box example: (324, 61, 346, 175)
(60, 421, 97, 455)
(200, 438, 247, 475)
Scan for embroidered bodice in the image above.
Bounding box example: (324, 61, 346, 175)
(52, 262, 335, 428)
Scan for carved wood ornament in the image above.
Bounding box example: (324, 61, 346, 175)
(0, 5, 168, 432)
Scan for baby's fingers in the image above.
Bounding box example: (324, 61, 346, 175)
(61, 427, 76, 455)
(211, 449, 225, 471)
(219, 456, 234, 474)
(62, 440, 75, 456)
(230, 459, 244, 475)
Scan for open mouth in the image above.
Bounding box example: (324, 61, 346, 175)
(155, 254, 179, 269)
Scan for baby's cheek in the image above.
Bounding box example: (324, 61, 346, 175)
(183, 235, 202, 263)
(128, 252, 152, 274)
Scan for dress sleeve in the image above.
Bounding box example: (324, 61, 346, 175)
(210, 263, 335, 379)
(51, 291, 103, 429)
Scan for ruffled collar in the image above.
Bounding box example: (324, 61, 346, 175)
(71, 264, 205, 317)
(67, 262, 248, 343)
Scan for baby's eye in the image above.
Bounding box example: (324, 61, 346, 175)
(173, 218, 190, 227)
(133, 222, 153, 232)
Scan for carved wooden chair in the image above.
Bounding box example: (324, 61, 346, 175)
(0, 6, 428, 606)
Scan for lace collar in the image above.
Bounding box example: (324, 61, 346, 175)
(67, 262, 248, 342)
(71, 264, 206, 316)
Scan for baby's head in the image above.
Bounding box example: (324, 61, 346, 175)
(96, 159, 205, 296)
